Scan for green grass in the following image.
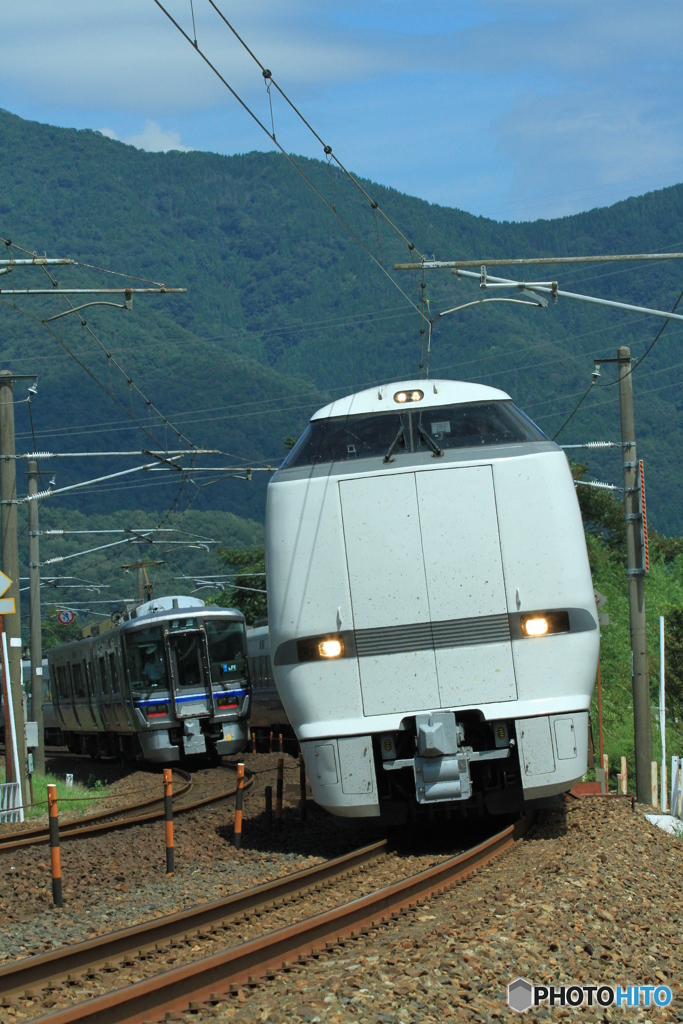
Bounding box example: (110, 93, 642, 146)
(1, 768, 110, 819)
(589, 533, 683, 794)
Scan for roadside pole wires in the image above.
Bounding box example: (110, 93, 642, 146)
(1, 236, 195, 456)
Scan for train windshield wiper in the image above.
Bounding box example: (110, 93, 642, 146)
(418, 424, 444, 458)
(383, 421, 406, 463)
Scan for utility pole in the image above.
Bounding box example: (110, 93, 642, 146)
(0, 371, 27, 806)
(125, 560, 158, 604)
(28, 459, 44, 774)
(618, 345, 652, 804)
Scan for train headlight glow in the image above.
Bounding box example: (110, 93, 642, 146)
(522, 616, 548, 636)
(393, 389, 424, 404)
(297, 633, 346, 662)
(520, 611, 570, 637)
(319, 638, 343, 659)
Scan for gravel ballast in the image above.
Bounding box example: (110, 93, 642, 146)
(182, 796, 683, 1024)
(4, 770, 683, 1022)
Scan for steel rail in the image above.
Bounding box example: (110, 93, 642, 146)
(0, 840, 387, 999)
(28, 816, 531, 1024)
(0, 770, 192, 850)
(0, 768, 249, 852)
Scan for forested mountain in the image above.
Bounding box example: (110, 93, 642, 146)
(2, 107, 683, 531)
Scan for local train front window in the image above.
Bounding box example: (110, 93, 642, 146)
(123, 628, 169, 691)
(205, 620, 247, 685)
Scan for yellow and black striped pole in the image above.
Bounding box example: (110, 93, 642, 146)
(163, 768, 174, 875)
(234, 762, 245, 849)
(47, 784, 62, 907)
(276, 757, 284, 833)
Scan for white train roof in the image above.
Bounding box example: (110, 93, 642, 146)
(311, 379, 511, 421)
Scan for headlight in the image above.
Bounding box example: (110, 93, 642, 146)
(319, 638, 343, 659)
(393, 389, 424, 404)
(522, 616, 548, 636)
(297, 634, 346, 662)
(520, 611, 570, 637)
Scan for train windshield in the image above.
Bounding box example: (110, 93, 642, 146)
(205, 620, 247, 686)
(281, 401, 547, 467)
(123, 627, 169, 692)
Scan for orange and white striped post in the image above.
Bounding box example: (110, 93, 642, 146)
(163, 768, 174, 875)
(234, 762, 245, 849)
(47, 784, 62, 907)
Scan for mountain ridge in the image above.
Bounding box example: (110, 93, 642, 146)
(1, 106, 683, 530)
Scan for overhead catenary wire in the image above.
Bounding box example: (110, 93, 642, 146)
(152, 0, 424, 319)
(201, 0, 422, 259)
(1, 238, 198, 455)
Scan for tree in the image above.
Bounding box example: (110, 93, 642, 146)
(207, 546, 267, 625)
(570, 459, 626, 551)
(41, 610, 82, 650)
(663, 605, 683, 717)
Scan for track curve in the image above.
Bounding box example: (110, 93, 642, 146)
(0, 765, 251, 853)
(19, 814, 532, 1024)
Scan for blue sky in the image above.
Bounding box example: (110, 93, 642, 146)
(2, 1, 683, 221)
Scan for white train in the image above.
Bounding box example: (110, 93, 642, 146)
(266, 379, 599, 819)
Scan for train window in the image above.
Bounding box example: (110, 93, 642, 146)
(281, 401, 547, 467)
(98, 656, 109, 695)
(71, 663, 86, 699)
(169, 631, 204, 690)
(205, 620, 247, 684)
(56, 665, 70, 699)
(123, 628, 169, 691)
(168, 618, 197, 631)
(108, 652, 120, 693)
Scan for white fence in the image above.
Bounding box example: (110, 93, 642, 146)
(0, 781, 21, 823)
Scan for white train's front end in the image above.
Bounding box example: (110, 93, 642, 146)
(266, 380, 599, 819)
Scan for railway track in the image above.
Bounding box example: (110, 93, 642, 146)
(0, 765, 250, 853)
(5, 815, 531, 1024)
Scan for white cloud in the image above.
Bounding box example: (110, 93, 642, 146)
(122, 121, 192, 153)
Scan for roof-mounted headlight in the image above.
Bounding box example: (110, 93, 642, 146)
(394, 389, 424, 404)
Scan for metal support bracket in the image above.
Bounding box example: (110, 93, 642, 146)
(627, 568, 646, 578)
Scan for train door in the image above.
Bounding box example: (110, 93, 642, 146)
(415, 466, 517, 707)
(166, 627, 213, 719)
(78, 660, 98, 728)
(97, 654, 116, 730)
(53, 662, 77, 732)
(85, 659, 105, 730)
(109, 648, 133, 730)
(340, 472, 440, 716)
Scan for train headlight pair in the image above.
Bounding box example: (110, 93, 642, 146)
(297, 634, 345, 662)
(520, 611, 570, 637)
(394, 389, 424, 404)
